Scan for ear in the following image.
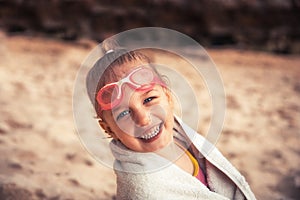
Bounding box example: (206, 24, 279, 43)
(98, 120, 118, 139)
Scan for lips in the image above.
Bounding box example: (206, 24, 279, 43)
(138, 123, 163, 142)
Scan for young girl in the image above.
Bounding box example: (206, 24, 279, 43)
(86, 43, 256, 200)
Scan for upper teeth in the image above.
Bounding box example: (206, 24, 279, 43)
(139, 125, 160, 140)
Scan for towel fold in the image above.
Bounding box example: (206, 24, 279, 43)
(110, 117, 256, 200)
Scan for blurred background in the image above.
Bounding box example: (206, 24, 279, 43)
(0, 0, 299, 200)
(1, 0, 300, 53)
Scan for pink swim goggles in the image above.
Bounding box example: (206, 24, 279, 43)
(96, 66, 166, 110)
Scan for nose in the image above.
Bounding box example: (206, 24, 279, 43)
(132, 107, 151, 127)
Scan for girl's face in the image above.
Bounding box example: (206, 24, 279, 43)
(100, 60, 174, 152)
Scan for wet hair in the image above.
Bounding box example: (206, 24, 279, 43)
(86, 40, 163, 118)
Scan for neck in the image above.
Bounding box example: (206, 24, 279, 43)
(155, 138, 184, 162)
(154, 126, 195, 175)
(155, 121, 189, 162)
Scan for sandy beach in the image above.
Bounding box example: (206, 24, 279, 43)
(0, 31, 299, 199)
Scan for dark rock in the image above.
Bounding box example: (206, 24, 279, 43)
(0, 183, 33, 200)
(0, 0, 299, 53)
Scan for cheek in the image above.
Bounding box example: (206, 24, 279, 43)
(162, 88, 174, 109)
(150, 98, 174, 124)
(163, 93, 174, 114)
(102, 112, 121, 132)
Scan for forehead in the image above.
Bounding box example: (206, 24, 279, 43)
(111, 60, 151, 80)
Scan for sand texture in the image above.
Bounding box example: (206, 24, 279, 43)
(0, 32, 299, 199)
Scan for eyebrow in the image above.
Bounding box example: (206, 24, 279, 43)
(142, 88, 157, 96)
(112, 104, 125, 115)
(112, 88, 159, 113)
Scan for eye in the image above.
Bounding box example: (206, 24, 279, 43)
(116, 110, 131, 121)
(143, 96, 156, 104)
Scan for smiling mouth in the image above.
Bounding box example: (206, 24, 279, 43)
(138, 123, 163, 142)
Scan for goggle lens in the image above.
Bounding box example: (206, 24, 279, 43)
(130, 68, 154, 85)
(99, 85, 119, 105)
(97, 66, 165, 110)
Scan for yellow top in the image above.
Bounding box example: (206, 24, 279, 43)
(175, 141, 199, 177)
